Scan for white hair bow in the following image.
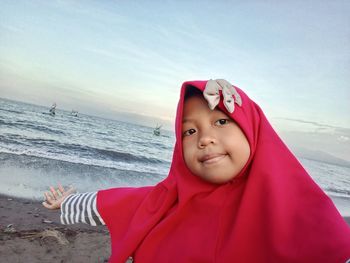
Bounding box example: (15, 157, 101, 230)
(203, 79, 242, 113)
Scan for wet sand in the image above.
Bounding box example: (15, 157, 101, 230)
(0, 194, 110, 262)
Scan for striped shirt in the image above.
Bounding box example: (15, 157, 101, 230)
(60, 192, 105, 226)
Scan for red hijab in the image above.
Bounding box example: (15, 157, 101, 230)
(97, 80, 350, 263)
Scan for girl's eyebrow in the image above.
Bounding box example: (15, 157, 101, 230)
(182, 118, 195, 123)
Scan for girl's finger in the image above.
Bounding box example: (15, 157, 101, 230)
(50, 186, 58, 199)
(44, 192, 53, 204)
(58, 184, 65, 195)
(44, 191, 51, 200)
(42, 201, 52, 209)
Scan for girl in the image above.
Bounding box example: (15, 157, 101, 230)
(43, 79, 350, 263)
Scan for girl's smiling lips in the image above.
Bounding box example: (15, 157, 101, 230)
(199, 153, 227, 164)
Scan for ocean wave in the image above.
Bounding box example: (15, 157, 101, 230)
(325, 186, 350, 197)
(26, 137, 58, 145)
(56, 142, 167, 165)
(0, 119, 8, 125)
(0, 107, 24, 114)
(0, 134, 30, 147)
(132, 140, 173, 150)
(96, 147, 164, 164)
(1, 119, 66, 135)
(0, 148, 170, 175)
(0, 153, 165, 200)
(0, 134, 57, 148)
(0, 132, 170, 166)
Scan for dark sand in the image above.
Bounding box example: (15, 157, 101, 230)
(0, 194, 110, 262)
(1, 194, 349, 262)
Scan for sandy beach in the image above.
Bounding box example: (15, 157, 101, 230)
(1, 194, 349, 262)
(0, 194, 111, 262)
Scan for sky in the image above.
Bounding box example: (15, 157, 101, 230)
(0, 0, 349, 161)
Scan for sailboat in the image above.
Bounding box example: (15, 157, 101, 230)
(71, 110, 78, 117)
(153, 124, 162, 136)
(49, 103, 56, 116)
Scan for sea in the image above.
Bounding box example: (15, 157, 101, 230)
(0, 97, 349, 216)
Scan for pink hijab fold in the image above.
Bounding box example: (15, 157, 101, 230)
(98, 80, 350, 262)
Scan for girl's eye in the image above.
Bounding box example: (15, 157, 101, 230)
(215, 119, 230, 126)
(183, 128, 196, 137)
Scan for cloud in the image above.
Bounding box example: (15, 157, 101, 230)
(279, 129, 350, 162)
(279, 117, 341, 129)
(272, 117, 350, 161)
(276, 117, 350, 135)
(338, 136, 349, 142)
(83, 47, 122, 60)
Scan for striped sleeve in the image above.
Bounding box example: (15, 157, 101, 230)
(60, 192, 105, 226)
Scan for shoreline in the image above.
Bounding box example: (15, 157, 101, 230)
(1, 194, 349, 262)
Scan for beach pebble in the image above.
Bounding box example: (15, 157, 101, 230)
(42, 219, 53, 224)
(34, 213, 40, 217)
(4, 224, 16, 233)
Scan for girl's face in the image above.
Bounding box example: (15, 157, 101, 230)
(182, 94, 250, 184)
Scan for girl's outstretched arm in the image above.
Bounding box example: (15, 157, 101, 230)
(42, 184, 105, 226)
(60, 192, 105, 226)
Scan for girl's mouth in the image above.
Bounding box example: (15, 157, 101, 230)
(200, 154, 227, 164)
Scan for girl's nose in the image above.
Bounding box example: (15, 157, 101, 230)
(198, 133, 216, 148)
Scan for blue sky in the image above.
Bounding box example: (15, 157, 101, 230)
(0, 0, 349, 161)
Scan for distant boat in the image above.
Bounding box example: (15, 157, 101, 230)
(71, 110, 78, 117)
(49, 103, 56, 116)
(153, 124, 162, 136)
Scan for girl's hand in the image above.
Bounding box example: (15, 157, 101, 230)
(42, 184, 76, 210)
